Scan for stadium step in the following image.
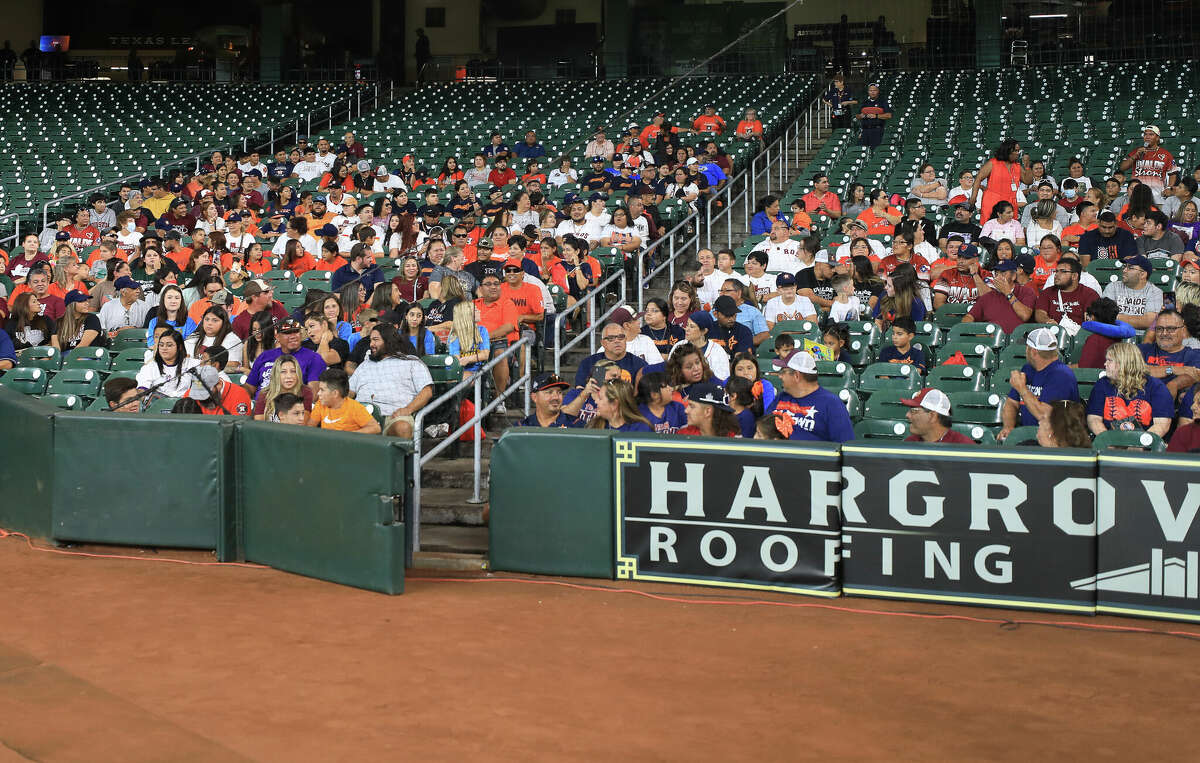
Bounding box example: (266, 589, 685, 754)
(410, 550, 488, 571)
(420, 486, 488, 526)
(418, 526, 488, 555)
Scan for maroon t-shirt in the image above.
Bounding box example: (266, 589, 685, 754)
(1035, 285, 1098, 324)
(966, 285, 1036, 334)
(1168, 423, 1200, 453)
(1078, 333, 1119, 369)
(905, 429, 976, 444)
(231, 300, 290, 338)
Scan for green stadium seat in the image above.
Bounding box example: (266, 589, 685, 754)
(937, 341, 996, 372)
(16, 346, 61, 372)
(143, 397, 182, 414)
(1092, 430, 1165, 452)
(947, 321, 1006, 349)
(815, 360, 856, 392)
(858, 362, 921, 395)
(948, 391, 1004, 425)
(837, 388, 863, 420)
(853, 418, 909, 440)
(932, 303, 972, 328)
(950, 423, 998, 445)
(65, 346, 111, 373)
(926, 364, 986, 392)
(423, 354, 463, 386)
(1001, 426, 1042, 447)
(110, 327, 149, 352)
(0, 366, 49, 395)
(46, 368, 103, 399)
(1073, 367, 1105, 403)
(863, 388, 913, 421)
(41, 393, 85, 410)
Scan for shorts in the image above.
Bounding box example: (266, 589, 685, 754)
(384, 411, 415, 434)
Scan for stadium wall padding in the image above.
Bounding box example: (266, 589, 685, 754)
(488, 429, 616, 578)
(238, 421, 408, 595)
(50, 412, 236, 557)
(0, 388, 56, 538)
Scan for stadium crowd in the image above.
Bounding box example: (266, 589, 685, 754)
(1, 108, 1199, 452)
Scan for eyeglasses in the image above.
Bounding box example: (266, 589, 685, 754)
(601, 335, 625, 342)
(1156, 324, 1185, 332)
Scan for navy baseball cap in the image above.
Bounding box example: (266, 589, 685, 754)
(532, 373, 569, 393)
(588, 192, 608, 203)
(688, 381, 733, 411)
(688, 310, 715, 332)
(590, 156, 604, 164)
(227, 213, 242, 222)
(64, 289, 89, 305)
(712, 295, 739, 316)
(113, 276, 140, 291)
(994, 260, 1019, 273)
(776, 272, 797, 286)
(563, 192, 581, 205)
(317, 223, 338, 236)
(957, 243, 980, 258)
(1122, 255, 1153, 273)
(1014, 254, 1037, 274)
(55, 230, 70, 241)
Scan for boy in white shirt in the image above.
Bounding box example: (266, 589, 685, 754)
(828, 275, 863, 323)
(762, 272, 818, 328)
(743, 252, 779, 305)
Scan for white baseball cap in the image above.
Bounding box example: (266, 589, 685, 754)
(901, 387, 951, 416)
(772, 350, 818, 374)
(1026, 327, 1059, 351)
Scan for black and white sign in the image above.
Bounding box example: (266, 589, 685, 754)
(614, 437, 842, 595)
(1091, 453, 1200, 622)
(840, 444, 1099, 614)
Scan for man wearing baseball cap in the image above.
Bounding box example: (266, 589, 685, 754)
(578, 157, 611, 193)
(517, 373, 574, 428)
(710, 295, 755, 356)
(245, 318, 327, 400)
(963, 259, 1035, 333)
(97, 275, 149, 332)
(692, 104, 726, 136)
(1102, 254, 1163, 332)
(834, 218, 885, 262)
(1119, 125, 1178, 203)
(767, 350, 854, 442)
(374, 165, 406, 196)
(183, 363, 252, 416)
(901, 388, 975, 443)
(231, 279, 290, 339)
(933, 242, 990, 310)
(999, 326, 1080, 440)
(937, 201, 982, 251)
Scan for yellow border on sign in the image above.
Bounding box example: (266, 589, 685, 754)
(842, 586, 1096, 613)
(614, 438, 840, 597)
(1095, 604, 1200, 622)
(842, 445, 1096, 464)
(1098, 454, 1197, 468)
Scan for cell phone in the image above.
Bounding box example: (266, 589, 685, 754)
(591, 365, 611, 386)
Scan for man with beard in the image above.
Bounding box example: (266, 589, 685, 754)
(517, 373, 575, 427)
(349, 322, 433, 438)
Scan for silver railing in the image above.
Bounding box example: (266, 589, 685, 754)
(635, 210, 700, 311)
(552, 267, 627, 377)
(0, 213, 22, 251)
(706, 95, 830, 251)
(410, 337, 532, 552)
(39, 85, 389, 229)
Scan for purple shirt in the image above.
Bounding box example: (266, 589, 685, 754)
(246, 346, 326, 391)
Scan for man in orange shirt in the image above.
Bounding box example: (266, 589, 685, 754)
(474, 272, 520, 391)
(800, 173, 842, 218)
(304, 195, 335, 228)
(734, 107, 764, 148)
(692, 104, 726, 136)
(307, 368, 380, 433)
(184, 359, 252, 416)
(1061, 201, 1098, 250)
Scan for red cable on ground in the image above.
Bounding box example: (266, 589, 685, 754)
(4, 527, 1197, 641)
(0, 528, 269, 568)
(413, 574, 1200, 640)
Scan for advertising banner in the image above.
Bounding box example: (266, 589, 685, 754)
(840, 444, 1099, 614)
(614, 437, 842, 596)
(1091, 453, 1200, 622)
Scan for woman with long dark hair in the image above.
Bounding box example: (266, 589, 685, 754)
(184, 305, 242, 372)
(56, 290, 106, 352)
(4, 293, 58, 350)
(243, 310, 277, 368)
(135, 328, 199, 398)
(873, 262, 926, 328)
(402, 302, 436, 356)
(145, 284, 195, 347)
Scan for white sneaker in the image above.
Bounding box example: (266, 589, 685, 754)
(495, 401, 507, 415)
(424, 423, 450, 438)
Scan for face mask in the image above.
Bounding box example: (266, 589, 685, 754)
(125, 221, 136, 232)
(1063, 189, 1077, 199)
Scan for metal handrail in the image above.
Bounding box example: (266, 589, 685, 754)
(410, 337, 532, 552)
(552, 267, 627, 377)
(0, 212, 22, 250)
(38, 85, 382, 229)
(635, 210, 700, 311)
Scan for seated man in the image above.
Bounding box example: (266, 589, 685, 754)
(573, 321, 649, 389)
(767, 350, 854, 442)
(933, 243, 991, 310)
(998, 327, 1080, 440)
(962, 260, 1035, 334)
(902, 388, 975, 443)
(1102, 255, 1163, 333)
(348, 323, 433, 438)
(308, 368, 381, 433)
(1139, 307, 1200, 399)
(517, 373, 575, 428)
(184, 355, 252, 416)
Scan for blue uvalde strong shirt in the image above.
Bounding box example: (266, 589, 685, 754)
(767, 386, 855, 442)
(1007, 360, 1080, 426)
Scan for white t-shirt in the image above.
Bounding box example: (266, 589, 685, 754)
(625, 334, 664, 365)
(116, 230, 143, 259)
(314, 152, 337, 172)
(752, 238, 804, 273)
(547, 169, 577, 187)
(226, 232, 256, 256)
(555, 219, 601, 244)
(185, 332, 244, 367)
(829, 296, 865, 323)
(510, 209, 539, 232)
(373, 175, 407, 194)
(585, 210, 612, 229)
(763, 295, 817, 324)
(835, 238, 886, 261)
(237, 161, 268, 175)
(194, 217, 226, 234)
(272, 234, 319, 256)
(699, 269, 748, 306)
(746, 273, 778, 304)
(293, 161, 325, 182)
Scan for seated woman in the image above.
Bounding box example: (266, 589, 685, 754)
(677, 380, 741, 437)
(908, 163, 949, 207)
(587, 378, 653, 432)
(670, 311, 729, 381)
(1085, 343, 1173, 438)
(135, 328, 200, 400)
(1036, 400, 1092, 448)
(444, 300, 490, 377)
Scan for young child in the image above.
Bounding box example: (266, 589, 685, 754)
(828, 275, 863, 323)
(876, 316, 927, 373)
(307, 368, 381, 434)
(773, 333, 795, 357)
(636, 371, 688, 434)
(275, 392, 309, 425)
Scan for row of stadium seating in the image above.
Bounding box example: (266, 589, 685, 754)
(320, 75, 817, 177)
(804, 62, 1200, 204)
(0, 83, 367, 220)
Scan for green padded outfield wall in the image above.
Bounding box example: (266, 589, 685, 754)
(489, 429, 616, 578)
(239, 421, 408, 594)
(51, 412, 238, 558)
(0, 388, 56, 538)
